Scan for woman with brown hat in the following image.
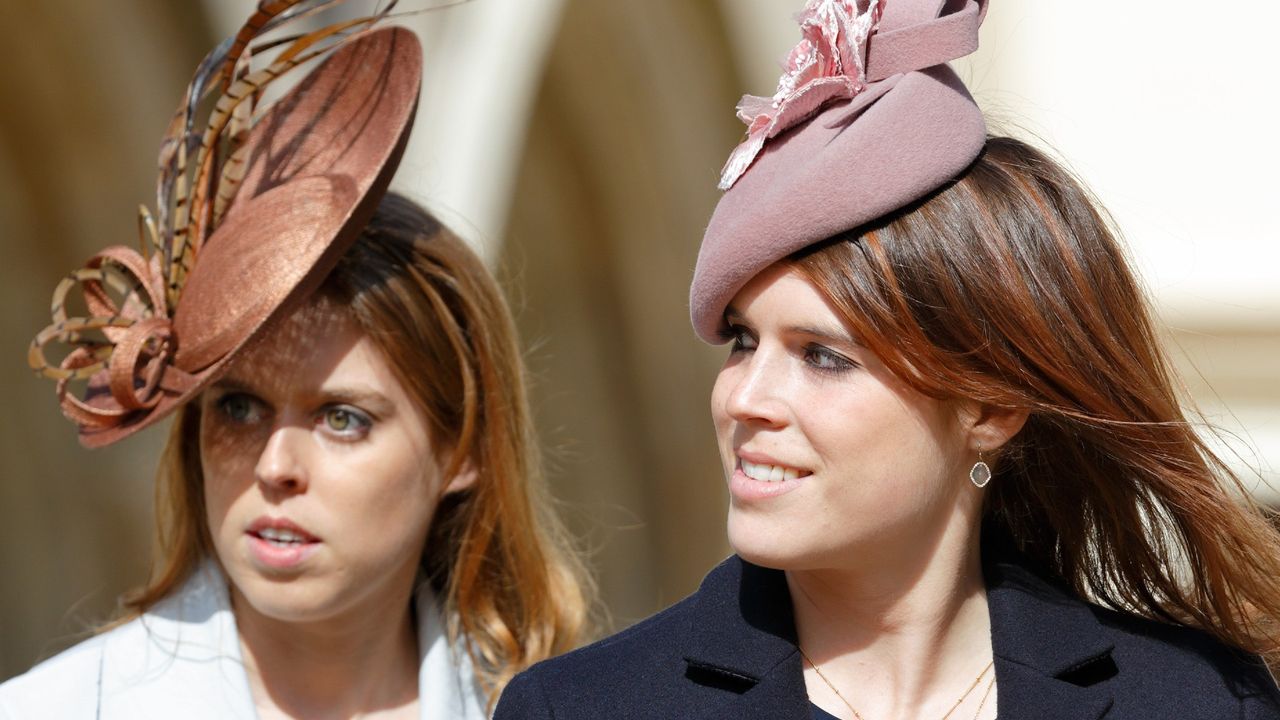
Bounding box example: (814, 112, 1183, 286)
(0, 3, 589, 718)
(495, 1, 1280, 718)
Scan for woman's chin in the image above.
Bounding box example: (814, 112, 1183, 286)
(727, 521, 817, 571)
(728, 514, 878, 572)
(731, 545, 798, 571)
(228, 572, 344, 626)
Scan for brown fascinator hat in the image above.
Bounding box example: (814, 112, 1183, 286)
(28, 1, 423, 447)
(691, 0, 988, 342)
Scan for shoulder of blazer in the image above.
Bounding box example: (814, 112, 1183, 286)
(1095, 600, 1279, 709)
(494, 596, 701, 719)
(497, 550, 1280, 720)
(0, 562, 258, 720)
(984, 545, 1280, 719)
(0, 628, 109, 719)
(497, 569, 705, 693)
(495, 555, 810, 719)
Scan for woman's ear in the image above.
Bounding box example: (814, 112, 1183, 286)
(441, 458, 478, 496)
(959, 402, 1030, 454)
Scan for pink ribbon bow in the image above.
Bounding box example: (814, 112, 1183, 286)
(719, 0, 884, 190)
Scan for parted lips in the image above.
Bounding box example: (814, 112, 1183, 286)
(690, 0, 988, 343)
(28, 2, 423, 447)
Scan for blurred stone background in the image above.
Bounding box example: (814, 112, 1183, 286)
(2, 0, 1277, 680)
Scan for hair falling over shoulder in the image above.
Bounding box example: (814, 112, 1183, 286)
(791, 136, 1280, 670)
(123, 193, 595, 705)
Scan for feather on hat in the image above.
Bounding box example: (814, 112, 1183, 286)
(28, 0, 424, 447)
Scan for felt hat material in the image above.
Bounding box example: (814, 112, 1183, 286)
(691, 0, 988, 343)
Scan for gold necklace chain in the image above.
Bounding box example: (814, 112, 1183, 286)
(798, 646, 995, 720)
(969, 673, 996, 720)
(940, 660, 994, 720)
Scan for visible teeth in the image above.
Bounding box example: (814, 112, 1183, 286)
(258, 527, 306, 544)
(742, 460, 805, 483)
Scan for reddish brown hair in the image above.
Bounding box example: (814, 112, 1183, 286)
(125, 193, 593, 704)
(791, 136, 1280, 666)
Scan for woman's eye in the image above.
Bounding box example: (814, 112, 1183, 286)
(216, 393, 264, 424)
(804, 344, 857, 373)
(320, 406, 372, 438)
(727, 325, 758, 353)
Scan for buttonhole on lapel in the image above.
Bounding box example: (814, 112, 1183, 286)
(685, 661, 756, 694)
(1056, 653, 1118, 687)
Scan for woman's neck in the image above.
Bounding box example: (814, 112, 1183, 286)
(787, 519, 993, 719)
(232, 583, 421, 720)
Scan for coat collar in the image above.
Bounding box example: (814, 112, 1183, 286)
(983, 540, 1115, 720)
(96, 559, 487, 719)
(681, 556, 809, 717)
(680, 542, 1115, 720)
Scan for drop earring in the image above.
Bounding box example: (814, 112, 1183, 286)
(970, 446, 992, 488)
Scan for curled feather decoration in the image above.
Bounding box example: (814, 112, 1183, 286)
(28, 0, 407, 422)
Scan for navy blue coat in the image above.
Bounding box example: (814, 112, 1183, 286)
(496, 548, 1280, 719)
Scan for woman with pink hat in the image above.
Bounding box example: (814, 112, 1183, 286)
(495, 1, 1280, 718)
(0, 2, 590, 718)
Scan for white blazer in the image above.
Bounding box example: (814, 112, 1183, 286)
(0, 561, 488, 719)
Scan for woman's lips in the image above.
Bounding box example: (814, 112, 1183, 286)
(246, 516, 320, 570)
(728, 453, 811, 501)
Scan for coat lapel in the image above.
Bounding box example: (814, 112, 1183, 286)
(985, 543, 1116, 720)
(993, 660, 1113, 720)
(98, 560, 258, 719)
(681, 549, 1119, 720)
(416, 580, 488, 719)
(681, 557, 812, 719)
(717, 659, 812, 719)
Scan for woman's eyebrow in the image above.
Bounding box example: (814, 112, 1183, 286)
(208, 377, 256, 395)
(320, 386, 395, 413)
(786, 324, 863, 347)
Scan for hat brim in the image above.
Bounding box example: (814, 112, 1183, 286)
(76, 27, 422, 448)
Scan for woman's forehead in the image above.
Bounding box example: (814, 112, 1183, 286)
(729, 265, 848, 332)
(219, 300, 368, 390)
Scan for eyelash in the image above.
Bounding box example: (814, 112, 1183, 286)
(215, 392, 267, 424)
(803, 344, 858, 375)
(723, 324, 859, 375)
(319, 405, 373, 440)
(725, 325, 757, 352)
(212, 394, 374, 441)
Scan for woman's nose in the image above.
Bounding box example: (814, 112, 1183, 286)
(254, 425, 310, 494)
(721, 351, 788, 428)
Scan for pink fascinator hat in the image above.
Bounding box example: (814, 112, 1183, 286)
(691, 0, 988, 342)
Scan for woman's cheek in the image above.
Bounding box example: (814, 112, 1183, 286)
(200, 422, 264, 534)
(201, 412, 266, 475)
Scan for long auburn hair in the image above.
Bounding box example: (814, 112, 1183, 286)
(124, 192, 593, 702)
(790, 136, 1280, 667)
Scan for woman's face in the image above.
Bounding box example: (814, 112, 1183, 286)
(200, 301, 468, 626)
(711, 264, 976, 571)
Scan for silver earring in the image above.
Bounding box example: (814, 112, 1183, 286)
(970, 446, 992, 488)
